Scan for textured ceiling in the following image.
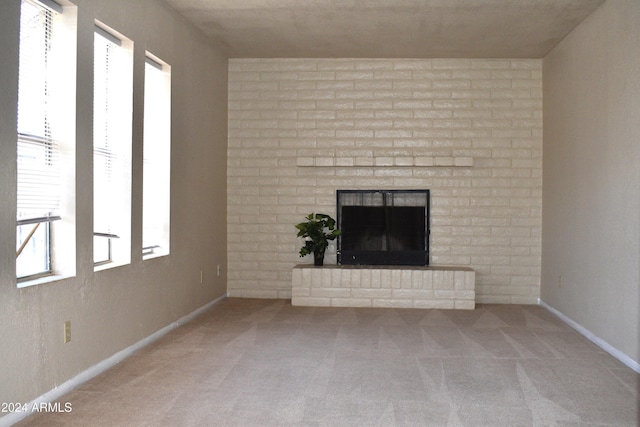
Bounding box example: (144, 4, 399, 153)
(163, 0, 605, 58)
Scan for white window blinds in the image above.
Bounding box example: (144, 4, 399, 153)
(93, 23, 132, 266)
(17, 0, 63, 224)
(93, 27, 120, 240)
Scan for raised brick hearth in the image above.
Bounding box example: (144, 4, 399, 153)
(292, 265, 475, 309)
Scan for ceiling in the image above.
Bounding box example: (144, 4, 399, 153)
(162, 0, 605, 59)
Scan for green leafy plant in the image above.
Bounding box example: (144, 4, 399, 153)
(295, 213, 341, 266)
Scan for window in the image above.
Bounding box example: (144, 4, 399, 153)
(142, 54, 171, 258)
(93, 24, 132, 267)
(16, 0, 76, 282)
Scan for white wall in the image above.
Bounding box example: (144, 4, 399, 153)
(228, 58, 543, 304)
(0, 0, 228, 405)
(542, 0, 640, 365)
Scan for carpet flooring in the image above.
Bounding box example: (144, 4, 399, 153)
(16, 298, 640, 426)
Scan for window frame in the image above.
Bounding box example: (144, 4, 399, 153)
(16, 0, 77, 285)
(92, 21, 133, 269)
(142, 53, 171, 259)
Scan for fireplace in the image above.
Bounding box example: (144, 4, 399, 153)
(337, 190, 430, 266)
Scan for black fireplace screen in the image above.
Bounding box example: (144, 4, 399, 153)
(337, 190, 430, 266)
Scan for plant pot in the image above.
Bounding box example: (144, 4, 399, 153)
(313, 249, 325, 266)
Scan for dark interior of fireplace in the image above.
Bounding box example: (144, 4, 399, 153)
(337, 190, 430, 266)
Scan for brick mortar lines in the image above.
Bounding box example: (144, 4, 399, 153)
(228, 59, 542, 304)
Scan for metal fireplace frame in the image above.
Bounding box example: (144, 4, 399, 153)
(336, 189, 430, 266)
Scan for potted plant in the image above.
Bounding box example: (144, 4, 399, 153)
(295, 213, 341, 266)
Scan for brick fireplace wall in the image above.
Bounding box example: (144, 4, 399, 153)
(228, 59, 542, 304)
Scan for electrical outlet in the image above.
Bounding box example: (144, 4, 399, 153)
(217, 264, 221, 277)
(64, 321, 71, 343)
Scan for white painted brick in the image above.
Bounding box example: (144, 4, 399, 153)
(465, 272, 475, 290)
(454, 290, 475, 300)
(435, 157, 455, 166)
(360, 269, 371, 288)
(336, 71, 374, 80)
(374, 157, 394, 166)
(292, 265, 474, 308)
(429, 300, 456, 309)
(292, 297, 331, 307)
(351, 269, 361, 288)
(355, 157, 375, 167)
(391, 289, 435, 299)
(351, 288, 392, 299)
(434, 290, 456, 299)
(434, 270, 455, 290)
(415, 156, 435, 167)
(315, 157, 335, 167)
(400, 270, 413, 288)
(454, 271, 466, 290)
(379, 269, 391, 288)
(413, 300, 441, 309)
(311, 288, 352, 298)
(432, 59, 471, 69)
(331, 268, 342, 286)
(331, 298, 372, 308)
(322, 269, 334, 287)
(335, 157, 355, 167)
(230, 58, 542, 304)
(394, 157, 414, 166)
(292, 286, 310, 297)
(311, 270, 322, 288)
(296, 157, 315, 167)
(372, 299, 414, 309)
(370, 269, 382, 288)
(411, 270, 424, 289)
(454, 157, 474, 167)
(455, 300, 475, 309)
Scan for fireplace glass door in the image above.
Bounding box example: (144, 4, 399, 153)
(337, 190, 429, 266)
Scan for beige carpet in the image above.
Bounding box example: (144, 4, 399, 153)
(17, 298, 640, 426)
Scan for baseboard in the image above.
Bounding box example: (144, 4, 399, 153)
(0, 294, 227, 427)
(539, 299, 640, 374)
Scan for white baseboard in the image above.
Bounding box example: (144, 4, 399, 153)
(539, 299, 640, 374)
(0, 294, 227, 427)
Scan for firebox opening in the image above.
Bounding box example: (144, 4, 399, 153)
(337, 190, 430, 266)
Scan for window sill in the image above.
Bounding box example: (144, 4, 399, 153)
(143, 252, 169, 261)
(17, 274, 73, 289)
(94, 260, 130, 273)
